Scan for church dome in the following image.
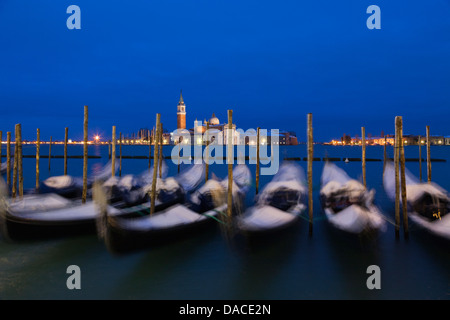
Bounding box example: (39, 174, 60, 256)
(209, 113, 220, 125)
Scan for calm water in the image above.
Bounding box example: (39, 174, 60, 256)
(0, 144, 449, 300)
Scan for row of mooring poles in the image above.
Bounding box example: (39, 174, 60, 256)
(383, 127, 431, 185)
(108, 124, 166, 183)
(0, 110, 435, 239)
(2, 106, 174, 206)
(306, 116, 433, 238)
(4, 124, 75, 198)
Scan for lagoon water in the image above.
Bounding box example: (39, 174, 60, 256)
(0, 144, 449, 300)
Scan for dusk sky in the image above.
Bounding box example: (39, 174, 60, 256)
(0, 0, 449, 142)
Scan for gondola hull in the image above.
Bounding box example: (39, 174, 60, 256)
(383, 162, 450, 240)
(102, 204, 227, 254)
(323, 204, 386, 235)
(97, 164, 251, 253)
(237, 205, 303, 236)
(236, 162, 307, 238)
(0, 216, 96, 241)
(409, 210, 450, 240)
(0, 163, 202, 242)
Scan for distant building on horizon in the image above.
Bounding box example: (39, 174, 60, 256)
(171, 90, 298, 145)
(326, 133, 448, 146)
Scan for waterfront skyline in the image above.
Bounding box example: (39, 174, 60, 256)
(0, 1, 449, 142)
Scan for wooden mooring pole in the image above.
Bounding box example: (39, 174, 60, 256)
(177, 138, 181, 174)
(361, 127, 366, 188)
(48, 136, 52, 171)
(17, 124, 23, 198)
(82, 106, 88, 204)
(426, 126, 431, 183)
(256, 127, 260, 195)
(418, 135, 422, 182)
(394, 117, 400, 238)
(36, 128, 40, 191)
(307, 113, 313, 235)
(12, 125, 18, 199)
(148, 129, 151, 170)
(159, 123, 163, 179)
(150, 113, 161, 215)
(227, 110, 233, 220)
(64, 127, 68, 175)
(205, 122, 209, 182)
(398, 117, 409, 237)
(6, 132, 11, 191)
(383, 135, 387, 171)
(111, 126, 116, 177)
(119, 132, 122, 177)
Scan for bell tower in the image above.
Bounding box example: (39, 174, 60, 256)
(177, 90, 186, 130)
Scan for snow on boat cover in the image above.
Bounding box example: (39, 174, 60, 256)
(106, 165, 251, 233)
(383, 161, 450, 240)
(321, 162, 386, 234)
(237, 162, 307, 232)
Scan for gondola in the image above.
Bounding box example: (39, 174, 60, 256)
(37, 160, 121, 199)
(96, 164, 252, 254)
(236, 162, 306, 235)
(0, 162, 197, 241)
(320, 162, 386, 234)
(383, 161, 450, 240)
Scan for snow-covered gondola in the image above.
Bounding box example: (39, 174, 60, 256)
(383, 161, 450, 240)
(38, 160, 127, 199)
(96, 164, 252, 253)
(236, 162, 306, 235)
(320, 162, 386, 234)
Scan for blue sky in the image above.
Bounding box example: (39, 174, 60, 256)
(0, 0, 449, 142)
